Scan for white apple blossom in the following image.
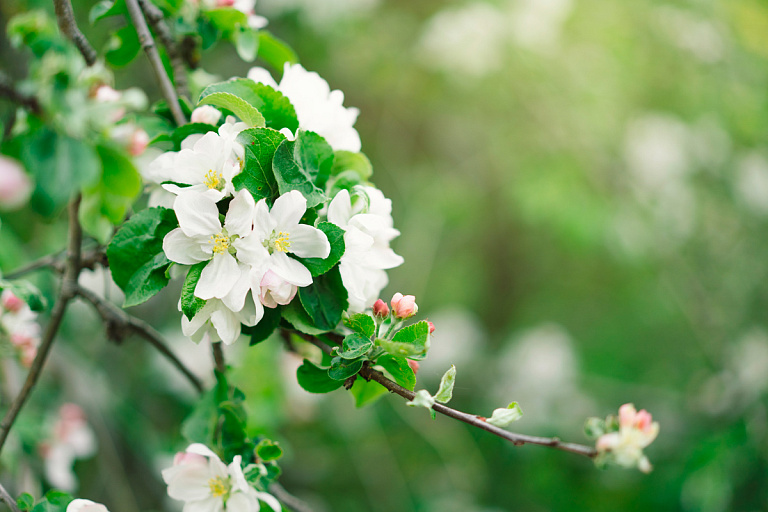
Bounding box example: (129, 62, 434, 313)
(326, 187, 403, 312)
(232, 190, 330, 308)
(162, 443, 262, 512)
(191, 105, 223, 125)
(66, 500, 110, 512)
(596, 403, 659, 473)
(247, 63, 361, 152)
(41, 404, 97, 491)
(0, 290, 41, 367)
(182, 296, 261, 345)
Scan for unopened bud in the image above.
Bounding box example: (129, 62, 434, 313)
(129, 129, 149, 156)
(0, 156, 33, 211)
(428, 321, 435, 334)
(391, 293, 418, 319)
(372, 299, 389, 317)
(93, 85, 121, 103)
(1, 290, 24, 313)
(407, 360, 420, 375)
(191, 105, 222, 125)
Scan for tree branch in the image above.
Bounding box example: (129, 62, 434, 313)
(269, 482, 314, 512)
(4, 247, 106, 281)
(212, 342, 225, 374)
(137, 0, 189, 99)
(290, 330, 598, 459)
(0, 71, 41, 116)
(124, 0, 187, 126)
(53, 0, 98, 66)
(0, 197, 83, 454)
(0, 482, 20, 512)
(75, 285, 204, 394)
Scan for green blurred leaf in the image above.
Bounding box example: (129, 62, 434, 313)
(233, 127, 284, 200)
(331, 150, 372, 181)
(106, 207, 176, 307)
(206, 8, 247, 33)
(282, 301, 326, 335)
(181, 261, 207, 321)
(17, 493, 34, 511)
(377, 354, 416, 391)
(256, 30, 299, 70)
(105, 24, 140, 67)
(255, 439, 283, 462)
(89, 0, 126, 23)
(296, 222, 345, 276)
(344, 313, 375, 339)
(199, 92, 265, 127)
(350, 377, 388, 407)
(245, 306, 282, 345)
(298, 265, 348, 331)
(233, 25, 259, 62)
(296, 359, 343, 393)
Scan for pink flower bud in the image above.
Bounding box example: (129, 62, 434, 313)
(129, 129, 150, 156)
(407, 360, 420, 374)
(190, 105, 222, 125)
(0, 157, 33, 211)
(391, 293, 418, 319)
(372, 299, 389, 317)
(93, 85, 121, 103)
(216, 0, 235, 6)
(428, 321, 435, 334)
(1, 290, 25, 313)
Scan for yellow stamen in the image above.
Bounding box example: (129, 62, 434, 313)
(208, 476, 229, 498)
(210, 233, 230, 255)
(204, 169, 223, 190)
(272, 232, 291, 253)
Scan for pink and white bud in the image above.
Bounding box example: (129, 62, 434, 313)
(1, 290, 25, 313)
(172, 451, 208, 467)
(260, 270, 297, 308)
(129, 129, 150, 156)
(428, 321, 435, 334)
(391, 293, 418, 319)
(190, 105, 222, 125)
(0, 156, 33, 211)
(66, 499, 111, 512)
(372, 299, 389, 318)
(407, 360, 420, 374)
(216, 0, 235, 6)
(93, 85, 122, 103)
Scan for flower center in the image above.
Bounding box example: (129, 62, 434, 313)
(208, 476, 229, 498)
(204, 169, 224, 190)
(266, 231, 291, 253)
(210, 233, 231, 255)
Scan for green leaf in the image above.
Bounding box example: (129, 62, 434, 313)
(272, 139, 327, 208)
(255, 439, 283, 461)
(18, 127, 100, 216)
(486, 402, 523, 428)
(295, 222, 345, 276)
(257, 31, 299, 70)
(43, 491, 72, 508)
(338, 333, 373, 359)
(331, 150, 372, 181)
(199, 92, 265, 127)
(295, 131, 334, 189)
(344, 313, 375, 338)
(0, 279, 46, 312)
(199, 79, 298, 132)
(206, 7, 247, 33)
(378, 321, 431, 358)
(89, 0, 126, 23)
(181, 390, 217, 443)
(349, 377, 388, 407)
(233, 25, 259, 62)
(377, 355, 416, 391)
(181, 262, 207, 321)
(105, 24, 140, 67)
(106, 207, 177, 307)
(246, 306, 282, 345)
(233, 127, 284, 200)
(282, 301, 326, 335)
(16, 493, 34, 511)
(297, 265, 348, 331)
(296, 359, 343, 393)
(328, 356, 364, 380)
(434, 365, 456, 404)
(171, 122, 218, 149)
(584, 417, 606, 439)
(407, 389, 435, 412)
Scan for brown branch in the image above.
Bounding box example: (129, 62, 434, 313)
(75, 285, 204, 394)
(4, 247, 106, 280)
(0, 482, 20, 512)
(53, 0, 98, 66)
(269, 482, 314, 512)
(212, 342, 226, 374)
(0, 197, 83, 454)
(124, 0, 186, 126)
(137, 0, 189, 99)
(0, 72, 41, 115)
(289, 330, 598, 459)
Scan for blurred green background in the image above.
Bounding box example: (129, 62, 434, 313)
(3, 0, 768, 510)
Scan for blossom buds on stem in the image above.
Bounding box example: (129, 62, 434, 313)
(373, 299, 389, 318)
(391, 293, 418, 319)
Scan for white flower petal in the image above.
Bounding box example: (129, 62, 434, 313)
(221, 263, 251, 312)
(163, 229, 210, 265)
(247, 67, 278, 88)
(252, 199, 276, 240)
(327, 189, 352, 228)
(175, 193, 221, 238)
(195, 252, 240, 300)
(255, 492, 283, 512)
(210, 307, 241, 345)
(271, 190, 307, 229)
(225, 189, 255, 237)
(269, 252, 312, 287)
(288, 224, 330, 258)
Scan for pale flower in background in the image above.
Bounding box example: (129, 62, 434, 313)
(191, 105, 223, 125)
(0, 156, 33, 211)
(735, 152, 768, 216)
(327, 187, 403, 312)
(0, 290, 41, 367)
(41, 404, 97, 491)
(508, 0, 573, 52)
(247, 63, 361, 151)
(596, 403, 659, 473)
(66, 500, 110, 512)
(259, 0, 379, 30)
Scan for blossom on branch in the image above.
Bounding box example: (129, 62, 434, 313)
(589, 403, 660, 473)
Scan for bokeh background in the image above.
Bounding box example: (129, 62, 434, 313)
(2, 0, 768, 510)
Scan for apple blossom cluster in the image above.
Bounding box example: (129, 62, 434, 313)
(585, 403, 660, 472)
(0, 289, 41, 367)
(39, 404, 97, 491)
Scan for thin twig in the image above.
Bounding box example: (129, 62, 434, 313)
(212, 342, 225, 374)
(4, 248, 106, 281)
(269, 482, 315, 512)
(124, 0, 186, 126)
(53, 0, 98, 66)
(137, 0, 189, 99)
(0, 71, 41, 115)
(75, 285, 204, 394)
(0, 197, 83, 454)
(0, 482, 21, 512)
(290, 330, 598, 459)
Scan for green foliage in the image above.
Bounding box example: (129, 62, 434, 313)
(296, 359, 343, 393)
(199, 79, 298, 132)
(272, 136, 329, 209)
(297, 266, 348, 331)
(349, 377, 388, 407)
(344, 313, 376, 339)
(282, 301, 327, 335)
(16, 491, 73, 512)
(338, 333, 373, 359)
(205, 8, 247, 34)
(328, 356, 364, 381)
(181, 262, 207, 321)
(244, 306, 282, 345)
(88, 0, 126, 23)
(378, 321, 431, 358)
(106, 207, 177, 307)
(255, 439, 283, 462)
(233, 26, 259, 62)
(486, 402, 523, 428)
(433, 365, 456, 404)
(331, 151, 373, 182)
(105, 25, 140, 67)
(376, 354, 416, 391)
(17, 493, 34, 511)
(198, 92, 266, 127)
(296, 222, 345, 276)
(233, 127, 285, 200)
(256, 31, 299, 70)
(152, 122, 218, 151)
